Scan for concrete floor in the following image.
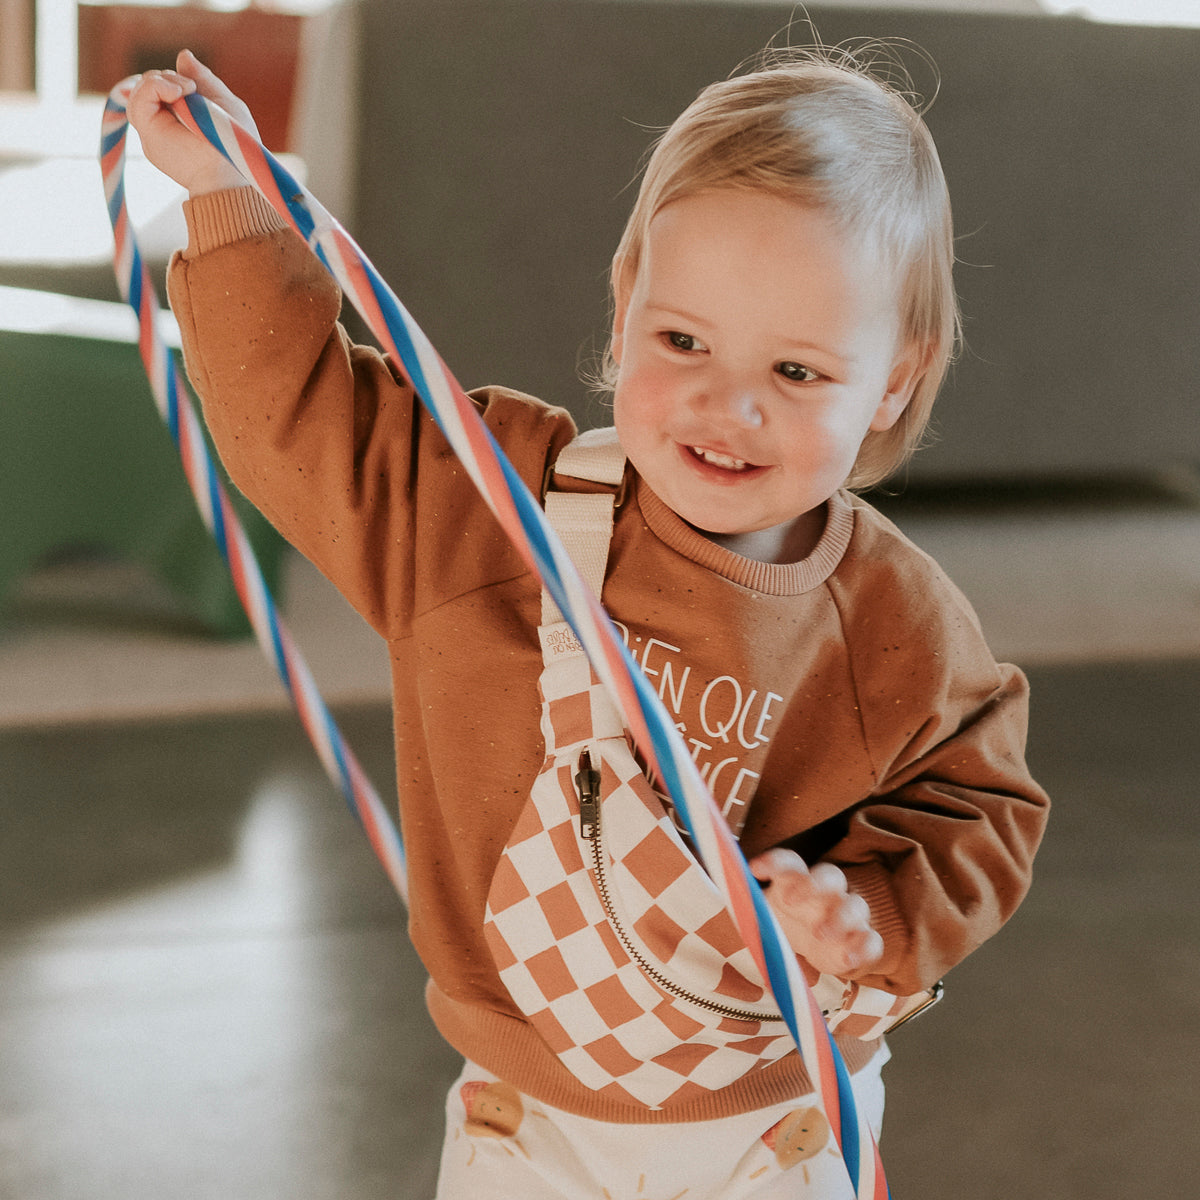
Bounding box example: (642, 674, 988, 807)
(2, 657, 1197, 1198)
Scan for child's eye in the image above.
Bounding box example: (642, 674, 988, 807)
(777, 360, 820, 383)
(665, 331, 705, 352)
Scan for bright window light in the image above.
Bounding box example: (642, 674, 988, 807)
(1040, 0, 1200, 25)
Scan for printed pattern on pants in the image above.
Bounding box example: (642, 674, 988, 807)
(436, 1048, 889, 1200)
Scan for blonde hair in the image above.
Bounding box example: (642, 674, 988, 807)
(607, 45, 959, 489)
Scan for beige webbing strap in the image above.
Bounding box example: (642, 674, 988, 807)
(552, 426, 627, 487)
(540, 427, 626, 627)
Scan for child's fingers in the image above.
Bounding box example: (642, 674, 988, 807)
(750, 849, 883, 974)
(125, 71, 197, 158)
(126, 66, 247, 195)
(827, 927, 883, 977)
(127, 69, 192, 121)
(751, 850, 829, 916)
(175, 49, 259, 136)
(751, 851, 852, 917)
(176, 49, 229, 103)
(807, 863, 863, 923)
(748, 846, 807, 883)
(807, 860, 851, 898)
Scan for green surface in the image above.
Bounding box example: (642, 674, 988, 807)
(1, 323, 287, 637)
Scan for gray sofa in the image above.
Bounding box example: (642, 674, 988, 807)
(353, 2, 1200, 482)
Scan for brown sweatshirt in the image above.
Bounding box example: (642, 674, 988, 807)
(168, 188, 1049, 1122)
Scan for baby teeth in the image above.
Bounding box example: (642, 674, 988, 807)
(694, 447, 748, 470)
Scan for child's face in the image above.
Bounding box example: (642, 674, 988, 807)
(612, 189, 924, 561)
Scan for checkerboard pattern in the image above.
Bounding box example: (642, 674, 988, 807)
(816, 976, 939, 1040)
(484, 641, 797, 1110)
(486, 632, 935, 1109)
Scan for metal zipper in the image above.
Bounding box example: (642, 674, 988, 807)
(574, 749, 785, 1025)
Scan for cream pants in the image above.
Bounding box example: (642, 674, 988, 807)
(436, 1044, 889, 1200)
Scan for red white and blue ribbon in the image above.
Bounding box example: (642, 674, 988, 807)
(100, 75, 887, 1198)
(99, 79, 407, 905)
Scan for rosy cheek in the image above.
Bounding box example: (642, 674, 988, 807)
(804, 404, 863, 445)
(615, 364, 669, 428)
(611, 387, 645, 449)
(638, 363, 681, 413)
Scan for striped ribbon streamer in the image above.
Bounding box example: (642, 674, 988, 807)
(99, 78, 407, 905)
(101, 75, 887, 1197)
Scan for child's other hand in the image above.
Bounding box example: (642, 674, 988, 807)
(748, 848, 883, 984)
(126, 49, 259, 197)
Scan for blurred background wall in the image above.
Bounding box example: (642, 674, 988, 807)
(1, 2, 1197, 1198)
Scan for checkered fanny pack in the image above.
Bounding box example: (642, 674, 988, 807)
(482, 429, 939, 1110)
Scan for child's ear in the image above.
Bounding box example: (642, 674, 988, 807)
(870, 340, 930, 433)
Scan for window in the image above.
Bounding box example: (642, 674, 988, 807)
(0, 0, 35, 94)
(0, 0, 308, 156)
(0, 0, 353, 275)
(1, 0, 97, 156)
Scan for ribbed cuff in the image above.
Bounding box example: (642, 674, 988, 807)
(842, 863, 911, 982)
(181, 186, 289, 258)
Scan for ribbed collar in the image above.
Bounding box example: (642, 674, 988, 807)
(633, 477, 854, 596)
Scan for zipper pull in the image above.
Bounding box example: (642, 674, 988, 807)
(575, 749, 601, 840)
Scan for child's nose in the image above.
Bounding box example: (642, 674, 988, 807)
(691, 377, 764, 429)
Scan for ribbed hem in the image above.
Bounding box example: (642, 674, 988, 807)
(635, 481, 855, 596)
(182, 186, 289, 258)
(427, 980, 882, 1124)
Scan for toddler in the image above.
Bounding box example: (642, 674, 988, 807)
(129, 43, 1049, 1199)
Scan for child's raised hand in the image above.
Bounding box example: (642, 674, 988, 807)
(748, 847, 884, 983)
(126, 49, 259, 197)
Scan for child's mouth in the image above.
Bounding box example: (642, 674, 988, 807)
(689, 445, 751, 472)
